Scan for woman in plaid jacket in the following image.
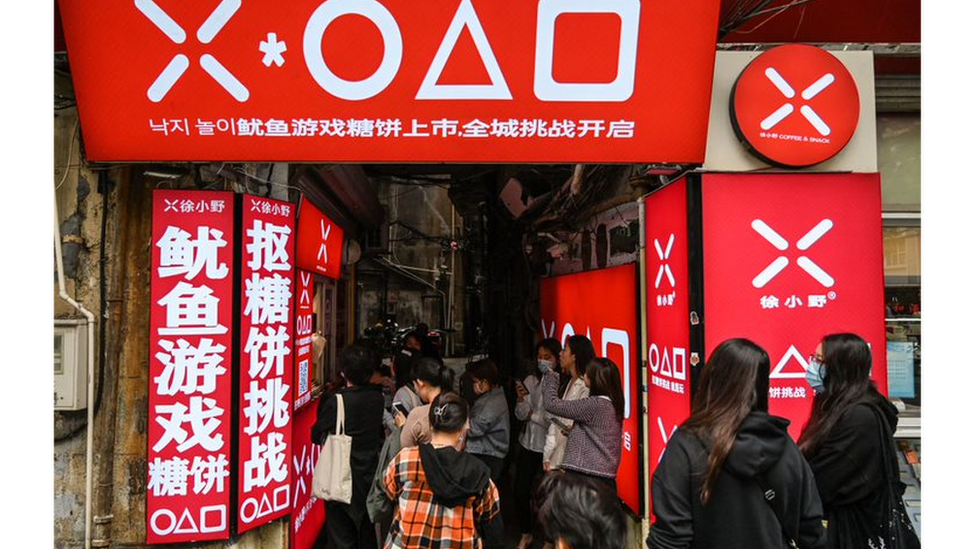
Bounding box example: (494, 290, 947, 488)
(382, 393, 504, 549)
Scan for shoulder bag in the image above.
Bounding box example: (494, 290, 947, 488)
(312, 393, 353, 503)
(869, 407, 921, 549)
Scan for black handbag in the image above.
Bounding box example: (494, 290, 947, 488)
(869, 407, 921, 549)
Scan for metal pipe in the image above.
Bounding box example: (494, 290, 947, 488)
(54, 193, 97, 549)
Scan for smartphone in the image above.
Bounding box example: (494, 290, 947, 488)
(515, 379, 527, 393)
(393, 402, 409, 417)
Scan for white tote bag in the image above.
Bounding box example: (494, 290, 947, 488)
(312, 394, 353, 503)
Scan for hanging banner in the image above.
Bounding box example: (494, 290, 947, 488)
(290, 399, 326, 549)
(294, 270, 316, 410)
(540, 264, 642, 515)
(57, 0, 721, 163)
(148, 190, 235, 544)
(700, 173, 887, 438)
(296, 197, 344, 279)
(238, 195, 296, 532)
(642, 179, 692, 519)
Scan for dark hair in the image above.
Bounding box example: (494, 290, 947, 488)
(339, 344, 379, 386)
(429, 392, 469, 434)
(413, 357, 455, 393)
(536, 470, 626, 549)
(468, 358, 499, 387)
(585, 358, 625, 421)
(534, 338, 562, 379)
(799, 333, 881, 456)
(406, 330, 424, 347)
(682, 338, 770, 504)
(565, 335, 596, 377)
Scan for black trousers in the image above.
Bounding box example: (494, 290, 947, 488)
(514, 446, 544, 534)
(473, 453, 505, 486)
(316, 501, 378, 549)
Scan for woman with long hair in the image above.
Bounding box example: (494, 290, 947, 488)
(798, 333, 918, 549)
(542, 335, 594, 472)
(513, 338, 561, 549)
(541, 357, 624, 491)
(382, 393, 503, 549)
(646, 338, 826, 549)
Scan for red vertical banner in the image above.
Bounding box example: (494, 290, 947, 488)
(238, 195, 296, 532)
(290, 399, 326, 549)
(296, 197, 344, 279)
(642, 179, 692, 518)
(148, 190, 234, 544)
(539, 265, 642, 515)
(700, 173, 887, 439)
(293, 270, 316, 410)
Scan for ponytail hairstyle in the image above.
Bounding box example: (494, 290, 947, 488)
(413, 357, 455, 393)
(429, 392, 469, 435)
(682, 338, 770, 504)
(584, 358, 625, 422)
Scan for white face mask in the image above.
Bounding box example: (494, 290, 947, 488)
(538, 359, 554, 373)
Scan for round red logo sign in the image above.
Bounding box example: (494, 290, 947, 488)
(730, 45, 860, 168)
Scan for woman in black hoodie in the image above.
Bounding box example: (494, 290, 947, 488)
(799, 333, 918, 549)
(647, 339, 826, 549)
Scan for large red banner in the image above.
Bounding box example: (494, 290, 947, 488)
(294, 270, 316, 410)
(291, 399, 326, 549)
(57, 0, 721, 163)
(238, 195, 296, 532)
(296, 197, 344, 279)
(148, 190, 235, 544)
(642, 179, 692, 518)
(540, 264, 642, 515)
(700, 173, 887, 438)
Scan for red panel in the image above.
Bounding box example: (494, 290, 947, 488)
(57, 0, 721, 163)
(642, 179, 691, 520)
(701, 174, 887, 439)
(296, 197, 344, 280)
(290, 399, 326, 549)
(238, 195, 296, 532)
(148, 190, 235, 544)
(293, 270, 316, 410)
(540, 265, 641, 515)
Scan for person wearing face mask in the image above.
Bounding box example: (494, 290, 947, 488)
(512, 338, 562, 549)
(382, 393, 504, 549)
(798, 333, 918, 549)
(464, 359, 511, 484)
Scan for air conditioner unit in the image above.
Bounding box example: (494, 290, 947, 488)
(55, 319, 89, 411)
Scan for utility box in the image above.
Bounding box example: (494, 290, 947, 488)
(54, 319, 88, 410)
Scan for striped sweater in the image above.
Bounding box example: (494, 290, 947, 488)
(541, 371, 622, 478)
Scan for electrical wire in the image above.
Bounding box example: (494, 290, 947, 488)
(55, 117, 81, 191)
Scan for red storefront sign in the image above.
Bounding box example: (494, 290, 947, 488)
(540, 264, 642, 515)
(700, 173, 887, 438)
(294, 270, 316, 410)
(57, 0, 721, 163)
(291, 399, 326, 549)
(296, 197, 344, 279)
(238, 195, 296, 532)
(731, 44, 861, 168)
(148, 190, 235, 544)
(642, 179, 692, 519)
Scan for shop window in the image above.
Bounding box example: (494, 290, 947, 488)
(883, 220, 920, 410)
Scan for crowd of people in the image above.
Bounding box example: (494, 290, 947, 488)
(312, 328, 914, 549)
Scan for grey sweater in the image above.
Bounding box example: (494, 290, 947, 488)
(465, 387, 510, 459)
(541, 371, 621, 478)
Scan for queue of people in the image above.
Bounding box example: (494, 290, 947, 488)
(312, 329, 914, 549)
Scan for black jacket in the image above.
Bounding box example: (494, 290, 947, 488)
(805, 396, 900, 549)
(312, 384, 386, 520)
(418, 444, 504, 549)
(648, 411, 827, 549)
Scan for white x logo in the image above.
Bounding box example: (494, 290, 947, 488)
(751, 219, 835, 288)
(317, 221, 332, 265)
(136, 0, 249, 102)
(761, 67, 835, 136)
(654, 234, 675, 289)
(657, 417, 678, 464)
